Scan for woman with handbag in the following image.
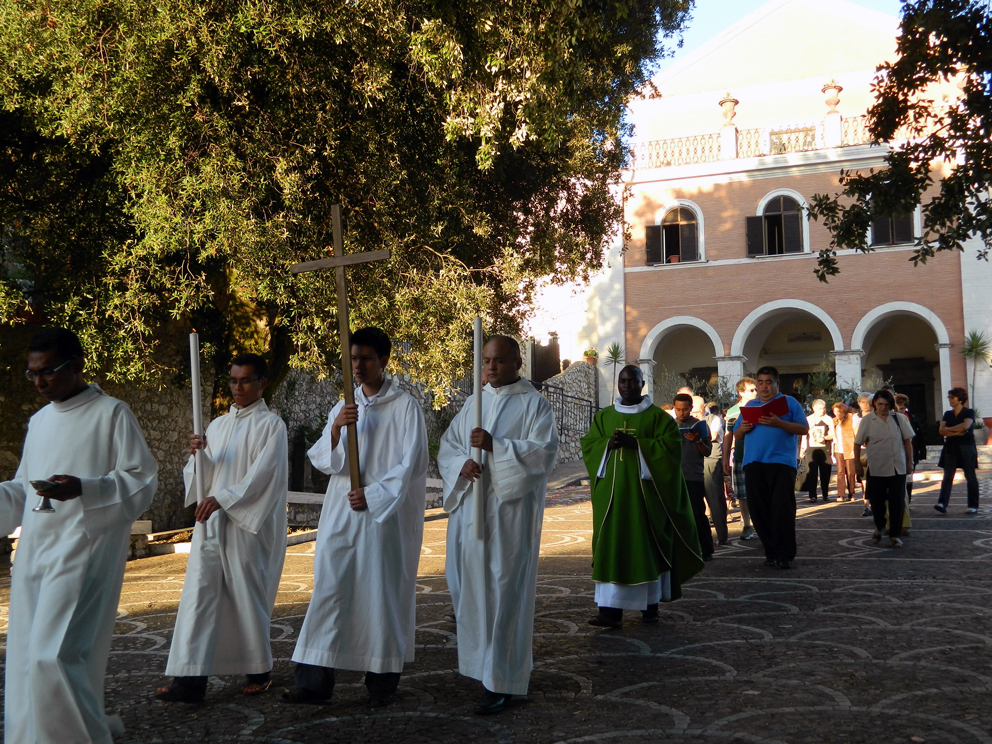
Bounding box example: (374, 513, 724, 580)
(854, 390, 916, 548)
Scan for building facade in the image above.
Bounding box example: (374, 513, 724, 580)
(584, 0, 992, 423)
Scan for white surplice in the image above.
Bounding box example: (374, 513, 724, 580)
(0, 385, 157, 744)
(292, 379, 427, 673)
(165, 398, 288, 677)
(438, 377, 558, 696)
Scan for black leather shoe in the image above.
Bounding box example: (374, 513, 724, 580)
(588, 613, 623, 628)
(764, 558, 778, 567)
(778, 560, 793, 569)
(475, 690, 510, 714)
(369, 693, 393, 708)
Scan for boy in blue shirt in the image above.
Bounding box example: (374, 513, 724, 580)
(732, 367, 808, 569)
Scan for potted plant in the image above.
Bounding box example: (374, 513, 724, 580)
(601, 343, 625, 400)
(960, 329, 992, 408)
(974, 411, 988, 445)
(583, 348, 598, 365)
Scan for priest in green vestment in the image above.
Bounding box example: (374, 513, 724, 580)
(581, 365, 704, 627)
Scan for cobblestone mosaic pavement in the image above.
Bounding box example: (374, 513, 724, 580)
(3, 479, 992, 743)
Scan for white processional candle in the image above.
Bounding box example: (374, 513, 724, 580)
(472, 317, 484, 540)
(189, 332, 207, 504)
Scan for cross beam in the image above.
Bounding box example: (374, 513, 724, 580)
(289, 204, 391, 490)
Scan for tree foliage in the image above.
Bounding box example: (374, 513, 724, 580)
(808, 0, 992, 281)
(0, 0, 691, 401)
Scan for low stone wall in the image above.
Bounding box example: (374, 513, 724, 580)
(541, 361, 597, 464)
(268, 368, 342, 492)
(103, 381, 206, 534)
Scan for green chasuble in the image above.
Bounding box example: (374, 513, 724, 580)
(580, 403, 704, 600)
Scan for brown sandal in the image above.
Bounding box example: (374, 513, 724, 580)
(243, 680, 273, 696)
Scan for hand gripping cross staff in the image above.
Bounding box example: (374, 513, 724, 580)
(290, 204, 390, 489)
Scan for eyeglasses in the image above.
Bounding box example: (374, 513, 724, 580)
(24, 358, 75, 382)
(229, 376, 260, 388)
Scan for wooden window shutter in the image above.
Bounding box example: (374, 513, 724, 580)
(645, 225, 662, 264)
(872, 218, 891, 246)
(746, 216, 765, 256)
(893, 214, 914, 244)
(679, 222, 698, 262)
(783, 212, 802, 253)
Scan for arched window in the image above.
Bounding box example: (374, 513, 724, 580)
(646, 207, 698, 264)
(746, 195, 804, 256)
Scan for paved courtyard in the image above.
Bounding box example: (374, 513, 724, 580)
(3, 479, 992, 743)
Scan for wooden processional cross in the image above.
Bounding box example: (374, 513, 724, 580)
(290, 204, 390, 490)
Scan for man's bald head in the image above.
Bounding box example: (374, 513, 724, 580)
(616, 365, 645, 405)
(484, 335, 521, 360)
(482, 335, 523, 387)
(618, 364, 643, 384)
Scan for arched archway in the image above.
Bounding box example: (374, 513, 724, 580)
(639, 316, 723, 360)
(637, 317, 724, 401)
(730, 301, 842, 397)
(851, 302, 950, 422)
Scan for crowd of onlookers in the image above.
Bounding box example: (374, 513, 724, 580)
(659, 376, 984, 555)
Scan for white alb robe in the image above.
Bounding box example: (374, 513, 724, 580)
(292, 379, 427, 673)
(0, 385, 157, 744)
(438, 377, 558, 696)
(165, 398, 288, 677)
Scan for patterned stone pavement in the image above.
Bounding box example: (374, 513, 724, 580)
(3, 479, 992, 743)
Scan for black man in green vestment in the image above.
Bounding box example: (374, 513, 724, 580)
(580, 366, 704, 628)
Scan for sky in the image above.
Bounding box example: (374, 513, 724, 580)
(657, 0, 904, 70)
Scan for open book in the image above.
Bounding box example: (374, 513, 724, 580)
(740, 395, 790, 425)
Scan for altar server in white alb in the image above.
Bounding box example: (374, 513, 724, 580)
(157, 353, 288, 703)
(284, 327, 428, 708)
(438, 335, 558, 715)
(0, 327, 157, 744)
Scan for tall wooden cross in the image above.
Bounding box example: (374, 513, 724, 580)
(290, 204, 390, 490)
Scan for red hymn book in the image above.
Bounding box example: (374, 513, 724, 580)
(740, 395, 790, 425)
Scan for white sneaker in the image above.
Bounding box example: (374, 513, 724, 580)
(967, 507, 979, 514)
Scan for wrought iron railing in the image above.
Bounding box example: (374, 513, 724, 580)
(535, 381, 595, 437)
(632, 133, 721, 169)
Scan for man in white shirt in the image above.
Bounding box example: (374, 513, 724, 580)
(158, 353, 288, 703)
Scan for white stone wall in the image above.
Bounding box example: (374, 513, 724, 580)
(960, 236, 992, 418)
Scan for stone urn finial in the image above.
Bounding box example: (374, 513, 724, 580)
(822, 80, 843, 115)
(719, 93, 739, 127)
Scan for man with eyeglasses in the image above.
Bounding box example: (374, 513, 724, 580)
(158, 352, 288, 704)
(0, 327, 158, 743)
